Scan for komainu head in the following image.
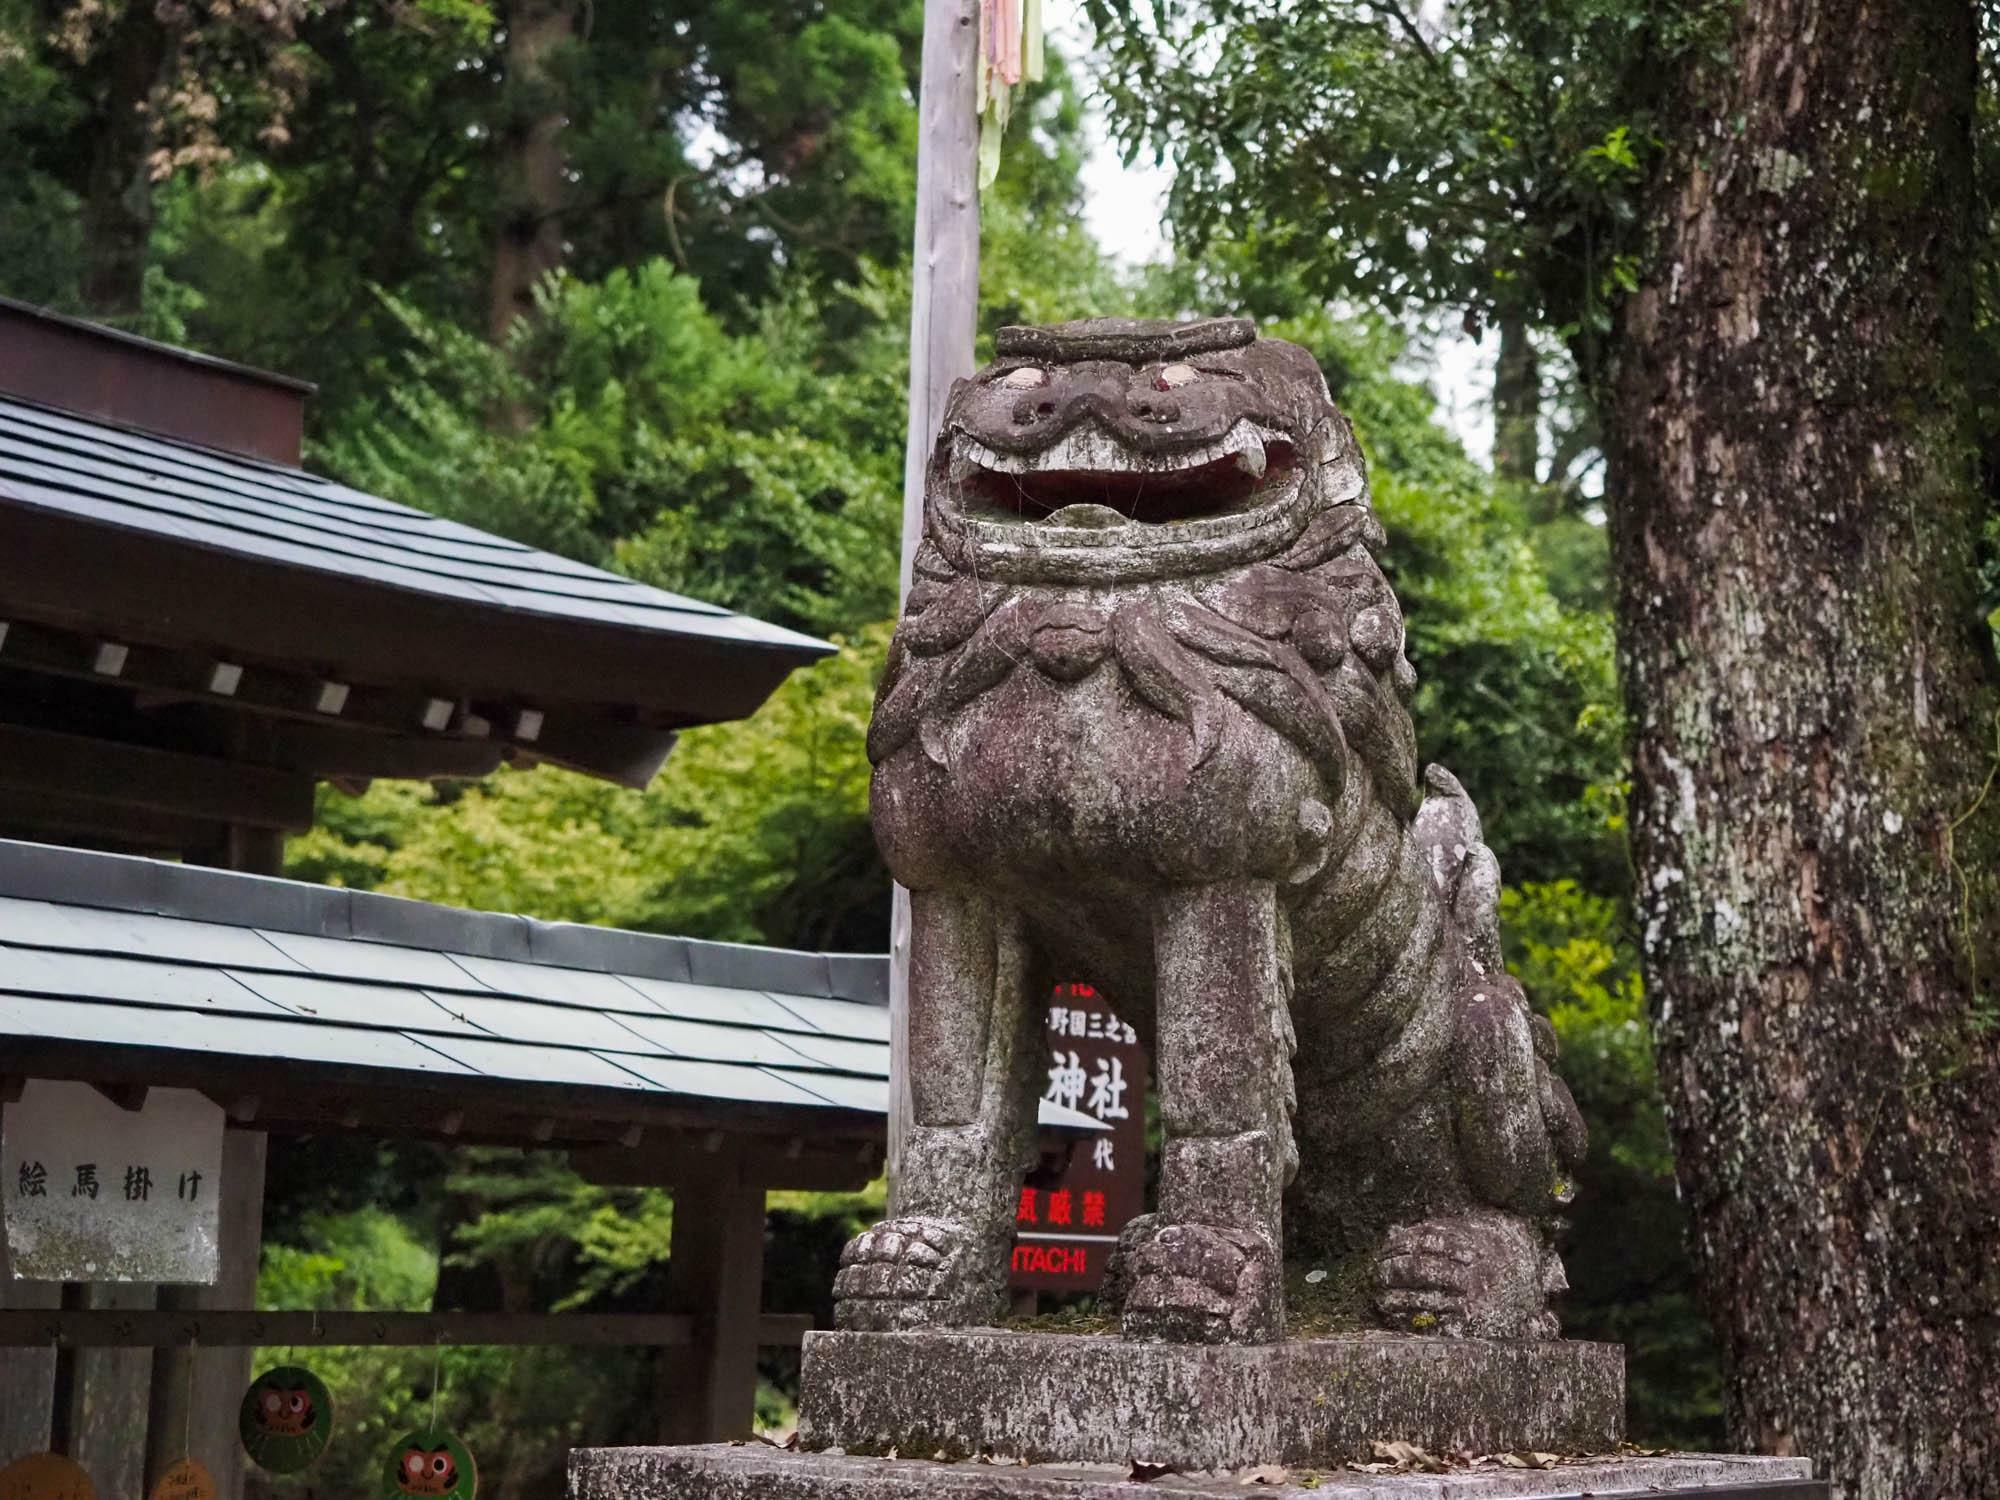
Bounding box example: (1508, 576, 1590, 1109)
(923, 317, 1367, 585)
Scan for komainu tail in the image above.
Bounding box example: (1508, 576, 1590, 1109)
(1417, 765, 1588, 1212)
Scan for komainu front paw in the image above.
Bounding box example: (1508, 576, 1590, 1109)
(833, 1216, 997, 1331)
(1374, 1208, 1566, 1339)
(1118, 1221, 1283, 1344)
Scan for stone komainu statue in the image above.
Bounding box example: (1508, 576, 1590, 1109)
(836, 318, 1586, 1345)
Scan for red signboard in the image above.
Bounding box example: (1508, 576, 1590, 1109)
(1010, 982, 1149, 1294)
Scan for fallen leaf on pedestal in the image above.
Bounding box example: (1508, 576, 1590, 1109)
(1129, 1460, 1176, 1481)
(1368, 1440, 1447, 1473)
(1498, 1452, 1560, 1470)
(1237, 1464, 1290, 1485)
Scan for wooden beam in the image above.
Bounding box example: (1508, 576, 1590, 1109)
(0, 616, 531, 774)
(571, 1139, 882, 1193)
(5, 1310, 690, 1348)
(522, 714, 680, 790)
(0, 722, 314, 830)
(3, 1041, 883, 1152)
(264, 720, 508, 781)
(89, 1082, 148, 1112)
(0, 786, 226, 855)
(0, 1310, 812, 1349)
(890, 0, 984, 1214)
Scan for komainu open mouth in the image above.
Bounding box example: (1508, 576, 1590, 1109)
(952, 421, 1299, 527)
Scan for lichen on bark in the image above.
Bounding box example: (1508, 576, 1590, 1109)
(1601, 1, 2000, 1494)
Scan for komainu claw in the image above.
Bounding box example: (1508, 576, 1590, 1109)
(1118, 1221, 1283, 1345)
(833, 1215, 997, 1332)
(1373, 1209, 1565, 1340)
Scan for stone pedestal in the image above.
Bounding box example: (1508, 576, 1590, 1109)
(572, 1331, 1829, 1499)
(795, 1331, 1623, 1471)
(569, 1445, 1825, 1499)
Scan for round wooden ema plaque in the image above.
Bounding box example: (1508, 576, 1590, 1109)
(0, 1453, 95, 1500)
(238, 1364, 335, 1474)
(383, 1429, 476, 1500)
(147, 1457, 215, 1500)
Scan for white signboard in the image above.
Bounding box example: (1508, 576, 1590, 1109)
(2, 1081, 224, 1283)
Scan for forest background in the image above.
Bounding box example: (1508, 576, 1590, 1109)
(8, 0, 1994, 1495)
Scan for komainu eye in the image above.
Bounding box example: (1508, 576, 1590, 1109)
(999, 365, 1047, 389)
(1155, 362, 1199, 389)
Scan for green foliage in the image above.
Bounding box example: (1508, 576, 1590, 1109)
(320, 267, 901, 635)
(1083, 0, 1731, 365)
(0, 0, 81, 310)
(1260, 311, 1627, 892)
(261, 1206, 442, 1314)
(1502, 881, 1724, 1446)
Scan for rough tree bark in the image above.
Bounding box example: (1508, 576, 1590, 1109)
(1492, 316, 1540, 484)
(487, 0, 576, 343)
(1603, 2, 2000, 1496)
(77, 1, 174, 320)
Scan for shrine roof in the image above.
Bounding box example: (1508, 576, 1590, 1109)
(0, 392, 824, 656)
(0, 840, 1101, 1166)
(0, 388, 829, 737)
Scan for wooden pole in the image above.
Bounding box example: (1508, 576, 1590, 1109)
(142, 1129, 265, 1500)
(890, 0, 982, 1213)
(656, 1176, 769, 1442)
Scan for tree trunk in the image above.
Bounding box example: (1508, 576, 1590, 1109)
(78, 2, 173, 320)
(1492, 315, 1540, 483)
(1602, 2, 2000, 1496)
(486, 0, 576, 343)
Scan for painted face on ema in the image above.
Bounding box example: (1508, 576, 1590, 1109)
(397, 1447, 460, 1496)
(254, 1387, 316, 1436)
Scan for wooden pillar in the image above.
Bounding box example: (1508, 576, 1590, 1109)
(0, 1102, 59, 1467)
(142, 1129, 265, 1500)
(890, 0, 983, 1210)
(44, 1286, 88, 1458)
(142, 820, 278, 1498)
(70, 1279, 155, 1497)
(656, 1174, 768, 1443)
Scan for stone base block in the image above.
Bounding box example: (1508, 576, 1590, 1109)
(795, 1330, 1622, 1471)
(568, 1445, 1826, 1500)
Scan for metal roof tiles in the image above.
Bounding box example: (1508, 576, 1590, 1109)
(0, 840, 1106, 1134)
(0, 395, 827, 660)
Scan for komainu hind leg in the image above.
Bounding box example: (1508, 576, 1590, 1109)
(835, 889, 1039, 1331)
(1112, 881, 1293, 1344)
(1372, 764, 1586, 1339)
